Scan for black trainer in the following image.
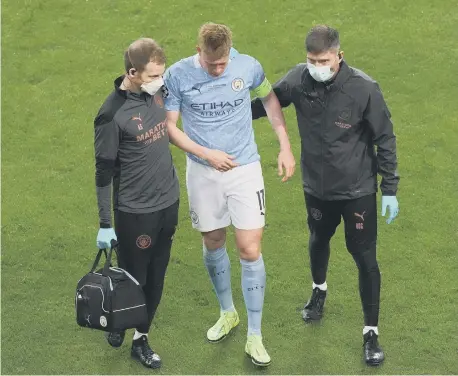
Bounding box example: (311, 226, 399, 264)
(301, 287, 326, 322)
(363, 330, 385, 366)
(131, 335, 161, 369)
(106, 331, 125, 348)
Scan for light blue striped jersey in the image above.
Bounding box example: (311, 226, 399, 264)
(163, 49, 269, 166)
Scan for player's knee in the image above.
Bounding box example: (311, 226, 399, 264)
(239, 244, 261, 261)
(235, 227, 263, 261)
(202, 228, 226, 250)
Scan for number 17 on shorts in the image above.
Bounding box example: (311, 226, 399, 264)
(256, 189, 266, 216)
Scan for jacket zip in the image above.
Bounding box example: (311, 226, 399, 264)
(319, 94, 328, 199)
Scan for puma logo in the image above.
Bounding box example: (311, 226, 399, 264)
(354, 211, 366, 221)
(131, 113, 143, 130)
(191, 84, 203, 94)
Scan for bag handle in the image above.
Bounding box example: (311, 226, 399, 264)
(90, 240, 118, 273)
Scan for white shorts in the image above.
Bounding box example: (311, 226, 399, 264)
(186, 157, 266, 232)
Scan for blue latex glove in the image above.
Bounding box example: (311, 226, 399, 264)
(96, 228, 117, 249)
(381, 196, 399, 224)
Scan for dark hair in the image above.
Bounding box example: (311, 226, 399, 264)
(305, 25, 340, 53)
(124, 38, 166, 73)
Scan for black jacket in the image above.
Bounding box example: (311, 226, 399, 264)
(251, 61, 399, 200)
(94, 76, 179, 226)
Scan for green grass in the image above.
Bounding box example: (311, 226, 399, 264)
(2, 0, 458, 374)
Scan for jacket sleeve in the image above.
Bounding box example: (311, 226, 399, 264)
(364, 83, 400, 195)
(94, 111, 120, 227)
(251, 68, 295, 120)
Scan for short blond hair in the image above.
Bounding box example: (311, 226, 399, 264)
(198, 22, 232, 57)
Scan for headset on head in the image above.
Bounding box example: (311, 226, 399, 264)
(127, 48, 137, 78)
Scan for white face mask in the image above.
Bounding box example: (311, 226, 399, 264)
(307, 63, 335, 82)
(141, 77, 164, 95)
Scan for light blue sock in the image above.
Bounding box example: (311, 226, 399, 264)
(241, 255, 266, 336)
(203, 243, 235, 312)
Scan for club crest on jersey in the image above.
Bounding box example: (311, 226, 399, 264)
(231, 78, 244, 92)
(339, 108, 351, 121)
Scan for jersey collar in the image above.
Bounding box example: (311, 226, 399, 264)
(114, 75, 149, 101)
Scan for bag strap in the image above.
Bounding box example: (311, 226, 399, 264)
(90, 249, 105, 272)
(90, 240, 118, 273)
(102, 240, 119, 275)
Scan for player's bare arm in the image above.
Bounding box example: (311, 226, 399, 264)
(165, 110, 238, 172)
(260, 90, 296, 182)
